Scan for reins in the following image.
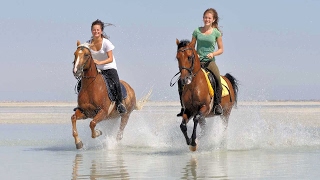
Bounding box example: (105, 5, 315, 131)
(170, 47, 201, 87)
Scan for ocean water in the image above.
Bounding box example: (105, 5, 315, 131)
(0, 101, 320, 179)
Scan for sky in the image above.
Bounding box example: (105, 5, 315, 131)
(0, 0, 319, 102)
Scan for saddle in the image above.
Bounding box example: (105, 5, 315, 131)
(102, 75, 127, 101)
(202, 68, 230, 98)
(76, 75, 127, 101)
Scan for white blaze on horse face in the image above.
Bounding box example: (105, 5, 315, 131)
(186, 78, 192, 85)
(73, 50, 82, 74)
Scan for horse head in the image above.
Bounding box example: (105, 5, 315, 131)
(176, 38, 199, 85)
(73, 40, 94, 79)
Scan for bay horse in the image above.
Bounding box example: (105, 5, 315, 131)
(175, 38, 239, 151)
(71, 40, 151, 149)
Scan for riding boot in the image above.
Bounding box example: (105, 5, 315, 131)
(214, 87, 223, 115)
(116, 86, 127, 114)
(177, 79, 184, 117)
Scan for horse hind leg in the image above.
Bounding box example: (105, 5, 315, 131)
(221, 108, 231, 130)
(198, 117, 207, 138)
(117, 113, 130, 141)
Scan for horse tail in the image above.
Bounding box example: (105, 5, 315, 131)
(224, 73, 239, 106)
(135, 88, 153, 110)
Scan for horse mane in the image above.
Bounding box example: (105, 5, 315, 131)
(177, 39, 190, 50)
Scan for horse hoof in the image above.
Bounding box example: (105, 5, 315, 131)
(76, 141, 83, 149)
(189, 145, 198, 152)
(116, 133, 123, 141)
(95, 130, 102, 137)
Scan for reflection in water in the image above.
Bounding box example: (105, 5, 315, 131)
(180, 152, 228, 179)
(72, 151, 129, 180)
(181, 156, 198, 180)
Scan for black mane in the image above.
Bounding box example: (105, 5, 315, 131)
(177, 39, 190, 50)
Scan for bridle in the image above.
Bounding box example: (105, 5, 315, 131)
(170, 46, 200, 87)
(177, 47, 195, 75)
(74, 46, 97, 79)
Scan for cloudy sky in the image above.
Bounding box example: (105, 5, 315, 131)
(0, 0, 319, 102)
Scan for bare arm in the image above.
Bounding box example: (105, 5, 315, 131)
(207, 36, 224, 59)
(93, 50, 114, 65)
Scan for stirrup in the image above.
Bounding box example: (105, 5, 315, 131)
(213, 104, 223, 115)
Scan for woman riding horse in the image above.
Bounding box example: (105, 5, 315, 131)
(76, 19, 126, 114)
(175, 38, 238, 151)
(177, 8, 224, 116)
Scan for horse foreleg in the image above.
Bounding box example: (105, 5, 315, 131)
(71, 110, 87, 149)
(89, 110, 106, 138)
(189, 112, 203, 151)
(180, 113, 191, 145)
(117, 113, 130, 141)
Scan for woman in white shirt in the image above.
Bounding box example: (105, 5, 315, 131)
(87, 19, 126, 114)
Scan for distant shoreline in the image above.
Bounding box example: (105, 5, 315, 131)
(1, 101, 320, 107)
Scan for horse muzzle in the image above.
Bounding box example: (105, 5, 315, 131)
(181, 76, 192, 85)
(73, 69, 82, 79)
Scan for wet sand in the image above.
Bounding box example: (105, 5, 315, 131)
(0, 101, 320, 125)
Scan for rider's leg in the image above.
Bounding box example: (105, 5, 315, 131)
(102, 69, 127, 114)
(207, 61, 223, 115)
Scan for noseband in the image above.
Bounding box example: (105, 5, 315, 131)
(169, 47, 199, 87)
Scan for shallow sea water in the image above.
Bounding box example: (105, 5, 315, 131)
(0, 102, 320, 179)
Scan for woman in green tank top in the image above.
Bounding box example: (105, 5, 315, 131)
(177, 8, 224, 116)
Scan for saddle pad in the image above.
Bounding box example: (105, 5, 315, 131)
(201, 69, 230, 97)
(201, 68, 214, 97)
(102, 76, 127, 101)
(221, 76, 229, 97)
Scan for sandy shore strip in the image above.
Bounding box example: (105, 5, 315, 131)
(1, 101, 320, 107)
(0, 101, 77, 107)
(1, 101, 319, 124)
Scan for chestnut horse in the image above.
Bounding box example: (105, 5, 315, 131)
(175, 38, 239, 151)
(71, 41, 150, 149)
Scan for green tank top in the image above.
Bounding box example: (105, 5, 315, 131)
(192, 27, 221, 62)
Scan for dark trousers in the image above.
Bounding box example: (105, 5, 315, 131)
(101, 69, 123, 104)
(201, 61, 222, 105)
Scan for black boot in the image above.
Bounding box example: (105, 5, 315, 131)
(213, 86, 223, 115)
(214, 104, 223, 115)
(117, 102, 127, 114)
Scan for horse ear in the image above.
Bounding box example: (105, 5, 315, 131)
(77, 40, 80, 46)
(189, 38, 196, 48)
(176, 39, 180, 45)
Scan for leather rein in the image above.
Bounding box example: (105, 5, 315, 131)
(170, 47, 201, 87)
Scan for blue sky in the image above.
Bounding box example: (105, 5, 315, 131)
(0, 0, 319, 101)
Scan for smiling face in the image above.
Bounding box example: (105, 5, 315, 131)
(203, 12, 215, 27)
(91, 24, 103, 38)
